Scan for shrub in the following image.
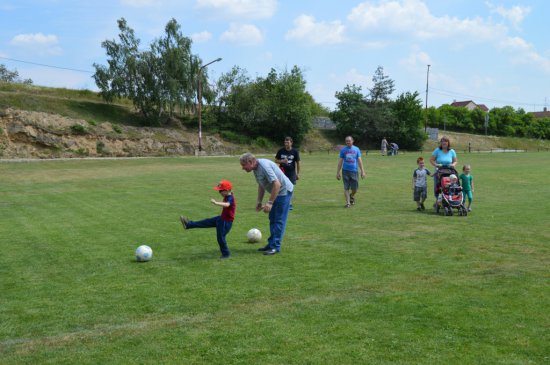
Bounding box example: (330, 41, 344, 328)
(254, 136, 272, 149)
(112, 124, 122, 134)
(220, 130, 250, 144)
(70, 124, 87, 135)
(88, 119, 97, 126)
(96, 141, 105, 155)
(75, 148, 89, 156)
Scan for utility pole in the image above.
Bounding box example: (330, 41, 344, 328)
(197, 57, 222, 153)
(425, 64, 431, 133)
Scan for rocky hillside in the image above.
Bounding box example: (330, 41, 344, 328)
(0, 108, 240, 159)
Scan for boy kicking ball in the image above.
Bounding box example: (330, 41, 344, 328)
(180, 180, 236, 259)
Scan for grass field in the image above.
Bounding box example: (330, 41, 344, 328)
(1, 152, 549, 364)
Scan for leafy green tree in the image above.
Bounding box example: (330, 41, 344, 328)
(391, 91, 426, 149)
(221, 66, 312, 145)
(368, 66, 395, 103)
(331, 84, 369, 140)
(0, 64, 33, 84)
(331, 68, 425, 149)
(93, 18, 199, 124)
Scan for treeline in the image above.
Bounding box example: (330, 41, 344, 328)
(93, 18, 325, 145)
(427, 105, 550, 139)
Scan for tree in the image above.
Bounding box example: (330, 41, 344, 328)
(221, 66, 312, 145)
(0, 64, 33, 84)
(368, 66, 395, 103)
(391, 92, 426, 149)
(331, 84, 368, 139)
(93, 18, 199, 124)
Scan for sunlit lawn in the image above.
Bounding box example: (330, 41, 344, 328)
(1, 152, 548, 364)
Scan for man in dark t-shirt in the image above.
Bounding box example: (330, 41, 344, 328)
(275, 136, 300, 184)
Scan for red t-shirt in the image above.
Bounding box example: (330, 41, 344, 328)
(220, 194, 236, 222)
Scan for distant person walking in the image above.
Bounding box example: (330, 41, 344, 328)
(336, 136, 366, 208)
(275, 136, 300, 209)
(240, 152, 294, 256)
(381, 137, 388, 156)
(390, 142, 399, 156)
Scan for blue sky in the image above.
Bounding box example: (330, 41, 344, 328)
(1, 0, 549, 111)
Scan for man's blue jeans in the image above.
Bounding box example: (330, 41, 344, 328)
(186, 216, 232, 257)
(267, 191, 293, 252)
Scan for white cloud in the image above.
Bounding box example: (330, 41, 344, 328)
(330, 68, 371, 88)
(196, 0, 277, 19)
(486, 2, 531, 28)
(347, 0, 505, 41)
(500, 37, 550, 72)
(220, 23, 263, 46)
(191, 31, 213, 43)
(400, 50, 432, 69)
(10, 33, 62, 55)
(11, 33, 58, 46)
(286, 15, 346, 45)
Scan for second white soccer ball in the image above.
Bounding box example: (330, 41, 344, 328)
(135, 245, 153, 262)
(247, 228, 262, 243)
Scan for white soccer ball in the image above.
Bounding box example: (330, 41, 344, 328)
(247, 228, 262, 243)
(135, 245, 153, 262)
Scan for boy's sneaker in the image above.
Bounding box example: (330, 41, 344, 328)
(179, 216, 189, 229)
(220, 255, 231, 260)
(350, 196, 355, 205)
(345, 203, 351, 208)
(468, 208, 472, 212)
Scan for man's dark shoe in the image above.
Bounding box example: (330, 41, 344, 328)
(263, 249, 278, 256)
(421, 203, 426, 210)
(179, 216, 189, 229)
(257, 245, 271, 252)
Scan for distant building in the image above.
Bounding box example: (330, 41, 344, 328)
(313, 116, 336, 129)
(450, 100, 489, 112)
(531, 107, 550, 119)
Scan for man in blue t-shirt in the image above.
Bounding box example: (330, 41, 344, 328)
(336, 136, 366, 208)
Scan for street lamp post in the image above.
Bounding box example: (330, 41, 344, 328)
(425, 64, 431, 133)
(197, 57, 222, 153)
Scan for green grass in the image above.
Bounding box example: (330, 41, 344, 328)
(1, 152, 549, 364)
(0, 83, 144, 126)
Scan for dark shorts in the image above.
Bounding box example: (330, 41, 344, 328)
(414, 186, 427, 201)
(285, 172, 297, 185)
(342, 170, 359, 191)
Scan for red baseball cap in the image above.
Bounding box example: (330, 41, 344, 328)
(213, 180, 232, 191)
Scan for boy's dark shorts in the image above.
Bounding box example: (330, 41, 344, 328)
(414, 186, 427, 201)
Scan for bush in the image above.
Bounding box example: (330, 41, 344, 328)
(220, 130, 250, 144)
(112, 124, 122, 134)
(70, 124, 87, 135)
(254, 136, 272, 149)
(88, 119, 97, 126)
(75, 148, 89, 156)
(96, 141, 105, 155)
